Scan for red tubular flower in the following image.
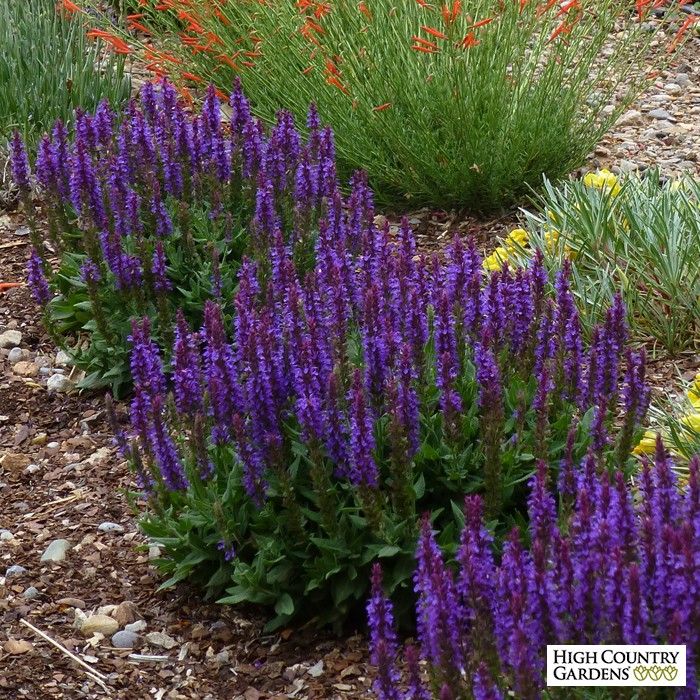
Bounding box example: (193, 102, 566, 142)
(421, 25, 448, 39)
(373, 103, 392, 111)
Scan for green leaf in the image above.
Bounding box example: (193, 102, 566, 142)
(274, 593, 294, 616)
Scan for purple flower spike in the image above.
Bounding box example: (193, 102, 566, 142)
(172, 310, 203, 416)
(152, 241, 172, 293)
(367, 564, 402, 700)
(27, 249, 51, 305)
(348, 369, 379, 488)
(9, 131, 31, 192)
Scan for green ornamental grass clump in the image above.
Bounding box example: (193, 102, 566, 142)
(523, 171, 700, 356)
(0, 0, 129, 148)
(78, 0, 685, 210)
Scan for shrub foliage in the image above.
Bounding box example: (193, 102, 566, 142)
(74, 0, 684, 210)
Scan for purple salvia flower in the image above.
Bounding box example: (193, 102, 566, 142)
(150, 414, 189, 490)
(347, 369, 379, 488)
(472, 664, 504, 700)
(172, 310, 203, 416)
(456, 496, 496, 624)
(51, 120, 71, 201)
(404, 644, 430, 700)
(414, 518, 464, 673)
(35, 135, 59, 194)
(242, 117, 266, 180)
(202, 301, 240, 444)
(367, 564, 401, 700)
(94, 100, 115, 149)
(27, 249, 51, 305)
(152, 241, 172, 293)
(216, 540, 236, 562)
(9, 131, 30, 193)
(80, 258, 102, 285)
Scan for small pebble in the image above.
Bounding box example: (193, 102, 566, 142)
(98, 522, 125, 534)
(0, 529, 13, 541)
(5, 565, 27, 578)
(648, 107, 674, 121)
(23, 586, 40, 600)
(125, 620, 147, 633)
(145, 631, 177, 650)
(40, 539, 72, 563)
(7, 347, 25, 364)
(111, 630, 139, 649)
(46, 374, 74, 393)
(0, 330, 22, 349)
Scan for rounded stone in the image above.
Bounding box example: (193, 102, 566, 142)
(111, 630, 139, 649)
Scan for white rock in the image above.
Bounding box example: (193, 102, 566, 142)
(23, 586, 40, 600)
(145, 631, 177, 649)
(82, 447, 112, 468)
(98, 522, 124, 534)
(0, 330, 22, 349)
(7, 347, 25, 364)
(5, 564, 27, 578)
(125, 620, 147, 633)
(54, 350, 73, 367)
(40, 539, 72, 563)
(111, 630, 139, 648)
(80, 615, 119, 637)
(648, 107, 674, 121)
(0, 529, 13, 541)
(617, 109, 643, 126)
(664, 82, 682, 95)
(46, 374, 74, 393)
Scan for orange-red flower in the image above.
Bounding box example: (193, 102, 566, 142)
(86, 30, 132, 54)
(421, 25, 448, 39)
(441, 1, 461, 25)
(458, 31, 479, 48)
(59, 0, 81, 12)
(668, 15, 699, 52)
(326, 75, 349, 94)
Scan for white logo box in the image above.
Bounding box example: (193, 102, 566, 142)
(547, 645, 686, 687)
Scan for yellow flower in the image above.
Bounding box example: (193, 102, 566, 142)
(583, 168, 621, 196)
(633, 430, 659, 455)
(687, 373, 700, 410)
(544, 228, 560, 251)
(483, 246, 510, 271)
(505, 228, 529, 251)
(680, 413, 700, 434)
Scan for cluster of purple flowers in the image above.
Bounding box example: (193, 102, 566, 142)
(126, 153, 648, 543)
(9, 80, 338, 371)
(369, 441, 700, 699)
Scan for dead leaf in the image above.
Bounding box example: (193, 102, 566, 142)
(4, 639, 33, 654)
